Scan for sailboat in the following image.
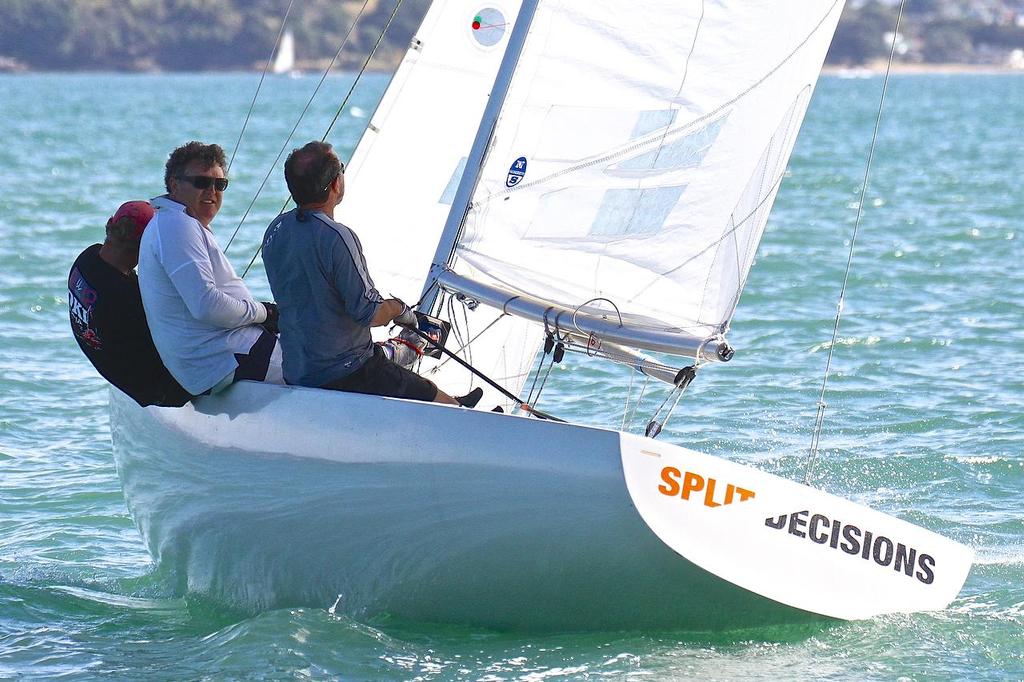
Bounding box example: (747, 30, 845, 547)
(111, 0, 973, 630)
(271, 29, 299, 77)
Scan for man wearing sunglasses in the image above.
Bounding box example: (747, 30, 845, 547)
(261, 141, 480, 408)
(138, 141, 284, 397)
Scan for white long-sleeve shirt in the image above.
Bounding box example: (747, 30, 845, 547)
(138, 196, 266, 394)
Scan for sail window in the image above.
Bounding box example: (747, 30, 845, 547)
(630, 109, 678, 138)
(535, 108, 680, 161)
(439, 156, 469, 205)
(615, 117, 725, 172)
(523, 184, 683, 240)
(590, 185, 684, 238)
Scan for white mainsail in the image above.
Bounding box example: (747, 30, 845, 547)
(431, 0, 846, 360)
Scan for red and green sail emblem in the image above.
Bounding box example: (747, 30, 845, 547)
(470, 9, 506, 47)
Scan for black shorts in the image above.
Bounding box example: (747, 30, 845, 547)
(322, 344, 437, 402)
(233, 329, 277, 382)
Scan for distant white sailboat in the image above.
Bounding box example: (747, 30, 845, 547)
(111, 0, 973, 630)
(271, 29, 299, 76)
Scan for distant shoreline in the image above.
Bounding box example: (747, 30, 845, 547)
(5, 63, 1024, 77)
(823, 62, 1024, 76)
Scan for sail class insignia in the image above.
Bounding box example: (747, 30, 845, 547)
(506, 156, 527, 188)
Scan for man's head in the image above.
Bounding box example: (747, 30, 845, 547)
(164, 141, 228, 228)
(284, 141, 344, 209)
(105, 200, 155, 245)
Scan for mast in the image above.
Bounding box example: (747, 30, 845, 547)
(418, 0, 540, 313)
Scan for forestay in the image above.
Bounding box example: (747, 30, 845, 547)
(434, 0, 846, 359)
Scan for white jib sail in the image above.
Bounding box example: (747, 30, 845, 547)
(339, 0, 523, 305)
(337, 0, 543, 405)
(438, 0, 846, 358)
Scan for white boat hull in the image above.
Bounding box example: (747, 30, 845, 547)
(110, 383, 821, 630)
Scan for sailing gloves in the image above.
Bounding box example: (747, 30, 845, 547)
(262, 301, 280, 335)
(394, 303, 418, 330)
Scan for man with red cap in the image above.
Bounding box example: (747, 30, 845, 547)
(68, 200, 191, 407)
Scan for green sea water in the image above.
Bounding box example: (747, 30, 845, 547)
(0, 72, 1022, 679)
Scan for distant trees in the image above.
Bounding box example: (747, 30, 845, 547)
(922, 23, 975, 63)
(827, 2, 899, 65)
(971, 21, 1024, 49)
(0, 0, 75, 69)
(905, 0, 945, 16)
(0, 0, 430, 71)
(2, 0, 1023, 71)
(826, 0, 1024, 66)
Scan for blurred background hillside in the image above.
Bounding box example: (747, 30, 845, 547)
(832, 0, 1024, 67)
(2, 0, 1024, 72)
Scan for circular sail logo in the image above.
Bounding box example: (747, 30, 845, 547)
(506, 156, 527, 188)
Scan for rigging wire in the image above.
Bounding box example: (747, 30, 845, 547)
(456, 293, 474, 372)
(440, 292, 476, 387)
(224, 0, 374, 255)
(629, 376, 652, 431)
(643, 366, 697, 439)
(238, 0, 406, 278)
(404, 325, 565, 422)
(428, 312, 507, 373)
(446, 296, 467, 361)
(524, 333, 554, 407)
(803, 0, 907, 485)
(227, 0, 296, 174)
(529, 341, 560, 408)
(621, 365, 636, 431)
(318, 0, 405, 143)
(428, 294, 507, 374)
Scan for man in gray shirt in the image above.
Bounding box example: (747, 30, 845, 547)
(262, 141, 478, 407)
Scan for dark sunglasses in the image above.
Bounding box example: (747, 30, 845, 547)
(321, 163, 345, 192)
(178, 175, 229, 191)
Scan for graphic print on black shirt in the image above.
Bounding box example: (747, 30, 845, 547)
(69, 265, 102, 350)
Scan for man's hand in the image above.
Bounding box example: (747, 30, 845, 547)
(394, 303, 418, 329)
(262, 301, 280, 335)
